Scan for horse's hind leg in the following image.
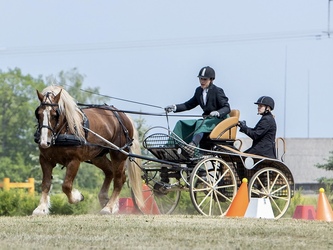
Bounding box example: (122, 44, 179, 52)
(100, 159, 127, 215)
(33, 156, 55, 216)
(62, 160, 84, 204)
(91, 156, 113, 208)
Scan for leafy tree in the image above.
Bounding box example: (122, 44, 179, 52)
(316, 151, 333, 171)
(0, 68, 46, 181)
(135, 115, 150, 143)
(316, 151, 333, 192)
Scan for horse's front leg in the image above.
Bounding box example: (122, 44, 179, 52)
(62, 160, 84, 204)
(32, 156, 55, 216)
(100, 160, 126, 215)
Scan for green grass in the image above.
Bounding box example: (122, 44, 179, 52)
(0, 214, 332, 249)
(0, 188, 332, 249)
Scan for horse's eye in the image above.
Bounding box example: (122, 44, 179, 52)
(50, 111, 59, 120)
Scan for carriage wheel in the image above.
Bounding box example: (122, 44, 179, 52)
(131, 164, 181, 215)
(189, 157, 237, 216)
(248, 167, 291, 219)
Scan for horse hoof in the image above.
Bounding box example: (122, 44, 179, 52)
(70, 189, 84, 203)
(100, 207, 112, 215)
(32, 207, 49, 216)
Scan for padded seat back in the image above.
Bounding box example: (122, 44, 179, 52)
(209, 109, 240, 140)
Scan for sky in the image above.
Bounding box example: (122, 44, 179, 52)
(1, 0, 333, 138)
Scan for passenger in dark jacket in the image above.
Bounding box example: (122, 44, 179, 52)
(238, 96, 277, 159)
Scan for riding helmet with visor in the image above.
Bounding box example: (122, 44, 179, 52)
(198, 66, 215, 80)
(254, 96, 275, 110)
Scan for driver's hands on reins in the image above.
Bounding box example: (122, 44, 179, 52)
(238, 120, 248, 133)
(209, 111, 220, 117)
(164, 104, 176, 113)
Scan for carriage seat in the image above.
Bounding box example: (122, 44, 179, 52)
(209, 109, 240, 141)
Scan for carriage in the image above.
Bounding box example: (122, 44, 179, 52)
(33, 86, 294, 219)
(131, 109, 294, 219)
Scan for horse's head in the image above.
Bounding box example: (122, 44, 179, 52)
(35, 89, 63, 148)
(34, 86, 85, 148)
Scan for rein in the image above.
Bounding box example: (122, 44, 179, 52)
(77, 103, 205, 142)
(77, 103, 203, 118)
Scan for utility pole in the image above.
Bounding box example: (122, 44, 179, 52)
(283, 46, 288, 138)
(307, 70, 310, 138)
(328, 0, 333, 37)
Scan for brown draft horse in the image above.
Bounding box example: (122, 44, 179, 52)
(33, 85, 143, 215)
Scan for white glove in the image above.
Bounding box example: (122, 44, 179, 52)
(165, 104, 176, 113)
(210, 111, 220, 117)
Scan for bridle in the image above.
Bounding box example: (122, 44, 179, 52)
(34, 92, 66, 145)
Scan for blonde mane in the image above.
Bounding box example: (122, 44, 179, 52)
(41, 85, 85, 139)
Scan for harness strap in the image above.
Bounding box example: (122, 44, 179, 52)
(110, 106, 133, 149)
(80, 110, 90, 138)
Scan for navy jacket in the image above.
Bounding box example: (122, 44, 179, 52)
(175, 84, 230, 118)
(243, 112, 277, 159)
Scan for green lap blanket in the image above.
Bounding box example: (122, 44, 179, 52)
(172, 117, 225, 144)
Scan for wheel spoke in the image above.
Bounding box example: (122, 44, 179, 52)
(270, 194, 289, 201)
(214, 189, 233, 203)
(267, 170, 270, 191)
(255, 175, 266, 191)
(197, 189, 213, 208)
(270, 184, 287, 196)
(270, 173, 281, 192)
(195, 174, 214, 189)
(269, 196, 283, 214)
(203, 161, 214, 186)
(213, 169, 230, 188)
(192, 185, 211, 193)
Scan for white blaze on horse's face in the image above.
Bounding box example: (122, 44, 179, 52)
(39, 107, 53, 148)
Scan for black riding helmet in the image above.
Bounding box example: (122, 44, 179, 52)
(255, 96, 275, 110)
(197, 66, 215, 80)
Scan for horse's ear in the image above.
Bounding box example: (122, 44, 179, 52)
(54, 89, 62, 103)
(37, 90, 44, 102)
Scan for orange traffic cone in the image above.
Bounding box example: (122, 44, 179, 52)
(119, 197, 138, 214)
(316, 188, 333, 222)
(226, 178, 249, 217)
(140, 184, 160, 215)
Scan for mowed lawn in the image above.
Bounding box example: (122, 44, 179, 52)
(0, 214, 332, 249)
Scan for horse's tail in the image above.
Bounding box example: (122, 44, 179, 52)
(127, 117, 144, 208)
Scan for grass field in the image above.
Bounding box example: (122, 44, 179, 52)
(0, 214, 332, 250)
